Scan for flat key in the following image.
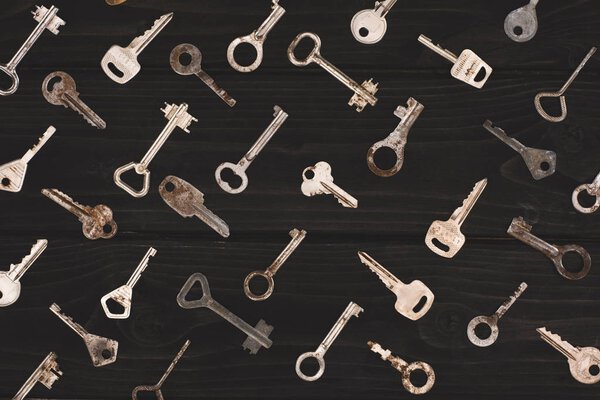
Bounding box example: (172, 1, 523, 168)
(504, 0, 539, 42)
(351, 0, 398, 44)
(12, 352, 62, 400)
(302, 161, 358, 208)
(572, 170, 600, 214)
(0, 239, 47, 307)
(106, 0, 128, 4)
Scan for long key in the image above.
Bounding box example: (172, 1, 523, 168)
(177, 273, 274, 354)
(0, 239, 47, 307)
(504, 0, 540, 42)
(572, 170, 600, 214)
(215, 105, 288, 194)
(114, 103, 197, 198)
(0, 5, 65, 96)
(100, 247, 157, 319)
(288, 32, 378, 111)
(467, 282, 528, 347)
(49, 303, 118, 367)
(302, 161, 358, 208)
(351, 0, 398, 44)
(12, 352, 62, 400)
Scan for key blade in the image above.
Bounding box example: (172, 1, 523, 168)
(495, 282, 527, 319)
(357, 251, 399, 289)
(537, 327, 580, 361)
(42, 188, 88, 219)
(367, 341, 392, 359)
(129, 12, 174, 55)
(450, 178, 487, 226)
(242, 319, 274, 354)
(321, 181, 358, 208)
(192, 204, 230, 238)
(126, 247, 157, 288)
(62, 92, 106, 129)
(22, 126, 56, 163)
(8, 239, 48, 281)
(483, 120, 526, 153)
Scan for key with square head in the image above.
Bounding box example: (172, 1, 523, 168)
(302, 161, 358, 208)
(572, 170, 600, 214)
(504, 0, 540, 42)
(351, 0, 397, 44)
(12, 352, 62, 400)
(0, 239, 47, 307)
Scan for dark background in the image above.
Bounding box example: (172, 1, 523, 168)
(0, 0, 599, 399)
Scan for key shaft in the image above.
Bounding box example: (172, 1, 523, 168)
(13, 352, 62, 400)
(451, 178, 487, 227)
(8, 239, 48, 282)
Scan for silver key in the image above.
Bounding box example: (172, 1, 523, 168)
(572, 170, 600, 214)
(100, 247, 157, 319)
(0, 5, 65, 96)
(177, 273, 273, 354)
(49, 303, 118, 367)
(215, 105, 288, 194)
(467, 282, 528, 347)
(504, 0, 540, 42)
(0, 239, 47, 307)
(351, 0, 397, 44)
(288, 32, 379, 111)
(12, 352, 62, 400)
(296, 301, 363, 381)
(114, 103, 198, 198)
(302, 161, 358, 208)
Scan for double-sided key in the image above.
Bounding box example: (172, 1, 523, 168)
(572, 170, 600, 214)
(0, 239, 47, 307)
(351, 0, 397, 44)
(504, 0, 540, 42)
(12, 352, 62, 400)
(302, 161, 358, 208)
(177, 273, 273, 354)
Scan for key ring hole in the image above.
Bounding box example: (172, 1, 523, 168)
(45, 75, 63, 93)
(473, 67, 488, 83)
(576, 189, 597, 208)
(474, 322, 492, 340)
(540, 161, 550, 171)
(430, 238, 450, 253)
(296, 352, 325, 381)
(103, 224, 113, 234)
(288, 33, 321, 66)
(104, 298, 126, 316)
(359, 27, 370, 37)
(220, 167, 243, 189)
(244, 272, 273, 300)
(1, 177, 11, 187)
(303, 168, 315, 180)
(232, 42, 258, 68)
(178, 52, 193, 66)
(513, 26, 524, 36)
(106, 62, 125, 79)
(408, 368, 428, 388)
(372, 146, 398, 171)
(561, 250, 585, 274)
(101, 349, 113, 359)
(589, 364, 600, 376)
(164, 181, 176, 193)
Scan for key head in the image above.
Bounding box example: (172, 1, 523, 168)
(296, 351, 326, 381)
(106, 0, 128, 5)
(101, 45, 139, 84)
(521, 147, 556, 180)
(159, 175, 205, 217)
(348, 79, 379, 112)
(402, 361, 436, 395)
(227, 35, 264, 73)
(391, 280, 434, 320)
(451, 49, 493, 89)
(243, 271, 275, 301)
(0, 64, 19, 96)
(242, 319, 274, 354)
(176, 272, 213, 309)
(0, 159, 27, 192)
(467, 314, 499, 347)
(572, 183, 600, 214)
(42, 71, 77, 105)
(351, 9, 387, 44)
(569, 347, 600, 384)
(83, 333, 118, 367)
(0, 272, 21, 307)
(170, 43, 202, 76)
(100, 285, 132, 319)
(552, 244, 591, 280)
(287, 32, 321, 67)
(215, 162, 248, 194)
(132, 385, 165, 400)
(504, 4, 538, 42)
(301, 162, 334, 197)
(425, 219, 464, 258)
(83, 204, 117, 240)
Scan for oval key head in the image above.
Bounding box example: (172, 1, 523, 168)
(243, 270, 275, 301)
(176, 272, 213, 309)
(170, 43, 202, 76)
(0, 64, 19, 96)
(504, 5, 538, 42)
(393, 280, 434, 321)
(215, 162, 248, 194)
(42, 71, 76, 105)
(467, 314, 499, 347)
(552, 244, 591, 280)
(287, 32, 321, 67)
(569, 347, 600, 385)
(572, 183, 600, 214)
(0, 272, 21, 307)
(351, 10, 387, 44)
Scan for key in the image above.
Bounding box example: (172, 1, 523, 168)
(244, 229, 307, 301)
(170, 43, 236, 107)
(177, 273, 273, 354)
(215, 105, 288, 194)
(288, 32, 379, 111)
(302, 161, 358, 208)
(42, 71, 106, 129)
(483, 120, 556, 180)
(367, 98, 424, 177)
(41, 188, 117, 240)
(0, 239, 47, 307)
(425, 178, 487, 258)
(572, 170, 600, 214)
(227, 0, 286, 73)
(114, 103, 198, 198)
(12, 352, 62, 400)
(417, 35, 492, 89)
(296, 301, 363, 381)
(159, 175, 230, 238)
(357, 251, 434, 320)
(0, 5, 65, 96)
(351, 0, 397, 44)
(507, 216, 591, 280)
(0, 126, 56, 192)
(504, 0, 540, 42)
(467, 282, 528, 347)
(100, 247, 157, 319)
(49, 303, 118, 367)
(106, 0, 127, 4)
(101, 12, 173, 84)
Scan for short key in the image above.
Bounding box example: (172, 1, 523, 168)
(12, 352, 62, 400)
(0, 239, 47, 307)
(351, 0, 398, 44)
(504, 0, 540, 42)
(302, 161, 358, 208)
(572, 170, 600, 214)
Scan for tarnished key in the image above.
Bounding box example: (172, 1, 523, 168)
(296, 301, 363, 381)
(215, 105, 288, 194)
(302, 161, 358, 208)
(0, 239, 47, 307)
(42, 188, 117, 240)
(572, 170, 600, 214)
(159, 175, 230, 238)
(0, 5, 65, 96)
(425, 178, 487, 258)
(504, 0, 540, 42)
(357, 251, 434, 320)
(0, 126, 55, 192)
(483, 120, 556, 180)
(106, 0, 127, 4)
(351, 0, 397, 44)
(507, 216, 591, 280)
(288, 32, 378, 111)
(177, 273, 273, 354)
(49, 303, 118, 367)
(100, 247, 157, 319)
(244, 229, 307, 301)
(101, 12, 173, 84)
(467, 282, 528, 347)
(12, 352, 62, 400)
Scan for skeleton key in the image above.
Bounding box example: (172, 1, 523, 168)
(12, 352, 62, 400)
(227, 0, 286, 73)
(467, 282, 528, 347)
(417, 35, 493, 89)
(0, 126, 55, 192)
(425, 178, 487, 258)
(177, 273, 274, 354)
(49, 303, 118, 367)
(0, 239, 47, 307)
(288, 32, 379, 111)
(0, 5, 65, 96)
(572, 170, 600, 214)
(159, 175, 230, 238)
(507, 216, 591, 280)
(351, 0, 398, 44)
(101, 12, 173, 84)
(215, 105, 288, 194)
(483, 120, 556, 180)
(244, 229, 307, 301)
(114, 103, 197, 198)
(367, 98, 424, 177)
(100, 247, 157, 319)
(302, 161, 358, 208)
(296, 301, 363, 381)
(504, 0, 540, 42)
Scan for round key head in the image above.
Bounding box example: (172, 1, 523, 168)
(402, 361, 436, 395)
(243, 270, 275, 301)
(351, 10, 387, 44)
(504, 6, 538, 42)
(367, 139, 405, 177)
(295, 351, 326, 381)
(42, 71, 76, 105)
(0, 272, 21, 307)
(467, 314, 499, 347)
(551, 244, 591, 280)
(572, 183, 600, 214)
(215, 162, 248, 194)
(568, 347, 600, 385)
(170, 43, 202, 76)
(227, 35, 265, 73)
(0, 63, 19, 96)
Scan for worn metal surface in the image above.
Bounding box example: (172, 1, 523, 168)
(350, 0, 397, 44)
(572, 170, 600, 214)
(504, 0, 539, 42)
(301, 161, 358, 208)
(0, 239, 47, 307)
(12, 352, 62, 400)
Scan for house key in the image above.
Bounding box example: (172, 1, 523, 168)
(12, 352, 62, 400)
(351, 0, 397, 44)
(504, 0, 540, 42)
(302, 161, 358, 208)
(0, 239, 47, 307)
(572, 170, 600, 214)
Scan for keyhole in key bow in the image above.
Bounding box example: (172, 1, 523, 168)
(576, 190, 597, 208)
(359, 27, 370, 37)
(373, 147, 397, 171)
(249, 275, 269, 295)
(101, 349, 113, 359)
(233, 42, 258, 67)
(589, 364, 600, 376)
(299, 357, 320, 377)
(474, 323, 492, 339)
(540, 162, 550, 171)
(164, 182, 176, 192)
(412, 296, 428, 314)
(105, 298, 125, 316)
(46, 76, 62, 92)
(513, 26, 524, 36)
(473, 67, 488, 83)
(103, 224, 113, 234)
(178, 52, 192, 66)
(1, 177, 10, 187)
(431, 238, 450, 253)
(220, 168, 243, 189)
(107, 63, 125, 79)
(562, 251, 584, 274)
(409, 369, 428, 388)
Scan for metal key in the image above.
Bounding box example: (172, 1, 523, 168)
(114, 103, 198, 198)
(504, 0, 539, 42)
(572, 170, 600, 214)
(507, 216, 591, 280)
(425, 178, 487, 258)
(357, 251, 434, 320)
(0, 239, 47, 307)
(215, 105, 288, 194)
(296, 301, 363, 381)
(0, 126, 55, 192)
(227, 0, 286, 73)
(467, 282, 528, 347)
(0, 5, 65, 96)
(41, 188, 117, 240)
(302, 161, 358, 208)
(367, 98, 424, 177)
(100, 247, 157, 319)
(483, 120, 556, 180)
(288, 32, 379, 111)
(106, 0, 127, 4)
(101, 12, 173, 84)
(49, 303, 118, 367)
(177, 273, 273, 354)
(351, 0, 398, 44)
(417, 35, 493, 89)
(159, 175, 230, 238)
(42, 71, 106, 129)
(12, 352, 62, 400)
(244, 229, 307, 301)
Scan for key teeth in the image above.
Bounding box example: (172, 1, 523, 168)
(242, 319, 273, 354)
(11, 239, 47, 269)
(129, 13, 173, 50)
